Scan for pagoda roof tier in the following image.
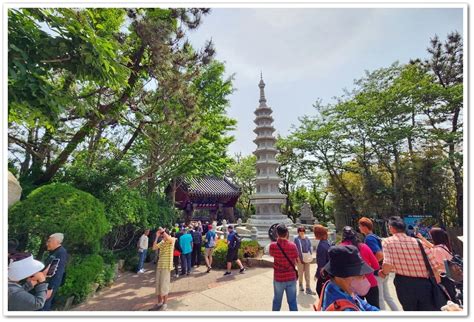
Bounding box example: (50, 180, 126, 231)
(254, 106, 272, 114)
(253, 126, 275, 134)
(256, 159, 279, 165)
(256, 175, 282, 181)
(253, 136, 277, 144)
(254, 147, 278, 154)
(254, 115, 274, 123)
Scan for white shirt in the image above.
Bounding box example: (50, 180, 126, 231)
(138, 234, 149, 252)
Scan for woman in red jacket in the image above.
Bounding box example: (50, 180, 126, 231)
(339, 226, 380, 308)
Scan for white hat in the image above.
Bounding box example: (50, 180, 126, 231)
(8, 255, 45, 281)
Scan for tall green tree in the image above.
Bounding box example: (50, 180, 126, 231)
(226, 154, 256, 219)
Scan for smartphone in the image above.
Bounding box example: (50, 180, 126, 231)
(46, 258, 60, 277)
(414, 227, 419, 236)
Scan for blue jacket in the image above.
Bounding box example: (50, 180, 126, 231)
(322, 281, 379, 311)
(316, 240, 331, 279)
(44, 246, 68, 291)
(294, 236, 312, 261)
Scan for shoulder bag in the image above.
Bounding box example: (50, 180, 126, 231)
(276, 242, 298, 279)
(297, 238, 313, 263)
(416, 239, 450, 310)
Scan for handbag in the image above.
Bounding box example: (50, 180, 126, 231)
(297, 238, 313, 263)
(276, 242, 298, 279)
(416, 239, 450, 310)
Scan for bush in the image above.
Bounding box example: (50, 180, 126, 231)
(96, 263, 117, 289)
(99, 248, 118, 266)
(211, 238, 263, 269)
(240, 240, 263, 258)
(115, 248, 139, 272)
(57, 254, 104, 304)
(9, 183, 110, 256)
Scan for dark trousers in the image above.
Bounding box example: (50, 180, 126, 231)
(364, 285, 380, 308)
(173, 255, 180, 275)
(192, 243, 202, 266)
(41, 289, 56, 311)
(180, 253, 192, 274)
(394, 274, 439, 311)
(316, 276, 329, 298)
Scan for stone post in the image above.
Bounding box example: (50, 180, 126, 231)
(222, 219, 228, 238)
(251, 227, 258, 241)
(327, 222, 336, 243)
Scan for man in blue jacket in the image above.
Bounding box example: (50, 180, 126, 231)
(42, 233, 68, 311)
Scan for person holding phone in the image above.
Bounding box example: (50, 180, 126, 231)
(149, 228, 176, 311)
(42, 233, 68, 311)
(8, 253, 49, 311)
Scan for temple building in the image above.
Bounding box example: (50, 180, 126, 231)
(247, 75, 292, 245)
(166, 176, 241, 224)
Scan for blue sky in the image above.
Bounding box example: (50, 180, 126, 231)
(186, 8, 464, 157)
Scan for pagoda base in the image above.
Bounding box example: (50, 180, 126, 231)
(246, 214, 293, 252)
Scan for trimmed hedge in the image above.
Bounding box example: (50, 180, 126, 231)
(57, 254, 105, 304)
(9, 183, 110, 256)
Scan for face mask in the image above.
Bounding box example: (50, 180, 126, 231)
(350, 277, 371, 296)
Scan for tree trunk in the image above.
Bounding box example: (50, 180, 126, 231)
(33, 45, 147, 185)
(115, 121, 143, 162)
(34, 118, 99, 185)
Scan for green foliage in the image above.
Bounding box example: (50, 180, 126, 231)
(226, 154, 256, 219)
(9, 183, 110, 256)
(115, 248, 139, 272)
(287, 33, 463, 229)
(57, 254, 104, 304)
(240, 240, 263, 258)
(96, 263, 117, 289)
(211, 239, 263, 269)
(59, 151, 137, 200)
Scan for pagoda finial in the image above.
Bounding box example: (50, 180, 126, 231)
(258, 72, 266, 104)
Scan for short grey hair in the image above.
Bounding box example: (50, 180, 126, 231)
(50, 233, 64, 243)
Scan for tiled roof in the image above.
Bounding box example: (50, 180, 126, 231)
(180, 176, 241, 197)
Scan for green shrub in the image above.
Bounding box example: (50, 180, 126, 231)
(96, 263, 117, 289)
(99, 248, 118, 265)
(211, 238, 263, 269)
(115, 248, 139, 272)
(9, 183, 110, 256)
(240, 240, 263, 258)
(57, 254, 104, 304)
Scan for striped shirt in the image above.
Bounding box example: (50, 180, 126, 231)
(382, 233, 438, 278)
(154, 238, 175, 271)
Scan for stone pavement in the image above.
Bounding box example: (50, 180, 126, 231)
(72, 260, 402, 312)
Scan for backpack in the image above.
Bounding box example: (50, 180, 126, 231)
(231, 233, 242, 249)
(207, 231, 216, 248)
(313, 281, 360, 311)
(174, 233, 182, 252)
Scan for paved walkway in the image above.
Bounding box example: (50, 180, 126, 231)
(73, 261, 402, 311)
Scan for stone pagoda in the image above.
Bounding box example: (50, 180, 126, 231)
(297, 202, 317, 225)
(247, 74, 292, 247)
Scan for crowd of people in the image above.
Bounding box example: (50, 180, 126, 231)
(268, 216, 463, 312)
(8, 217, 463, 312)
(146, 221, 245, 311)
(8, 233, 68, 311)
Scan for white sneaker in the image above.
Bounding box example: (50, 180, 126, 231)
(139, 269, 145, 273)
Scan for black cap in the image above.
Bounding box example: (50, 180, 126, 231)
(323, 245, 374, 278)
(342, 226, 357, 240)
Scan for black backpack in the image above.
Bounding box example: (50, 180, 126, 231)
(232, 233, 242, 249)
